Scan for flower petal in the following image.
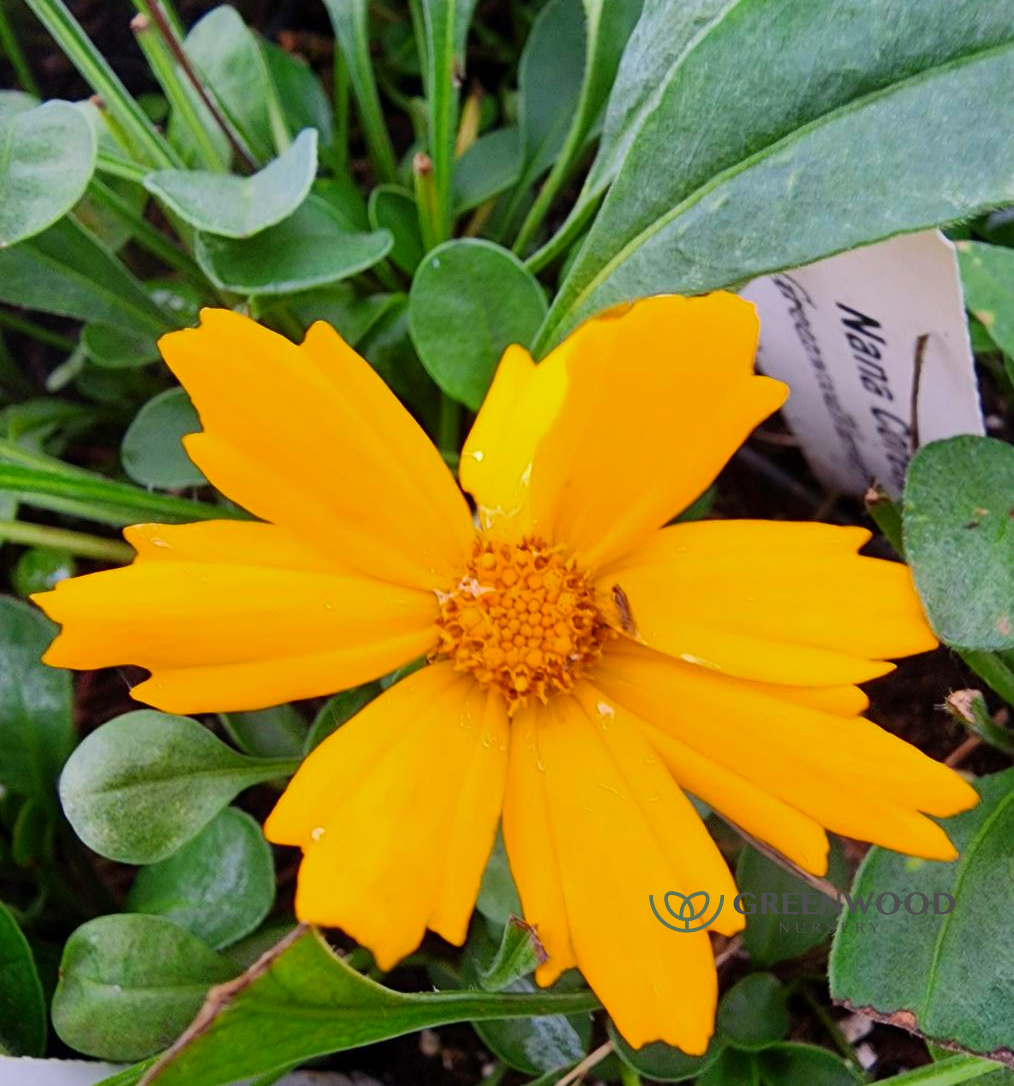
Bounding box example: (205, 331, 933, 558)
(267, 664, 508, 965)
(158, 309, 473, 589)
(528, 692, 721, 1051)
(33, 520, 437, 713)
(600, 521, 937, 685)
(596, 643, 978, 862)
(502, 703, 577, 985)
(461, 293, 786, 566)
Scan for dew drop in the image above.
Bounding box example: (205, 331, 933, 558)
(310, 826, 326, 842)
(469, 450, 484, 462)
(596, 700, 615, 719)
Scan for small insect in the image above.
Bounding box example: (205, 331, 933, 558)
(611, 584, 638, 638)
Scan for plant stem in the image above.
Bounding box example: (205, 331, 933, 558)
(0, 519, 132, 562)
(340, 11, 398, 183)
(524, 191, 602, 276)
(413, 152, 442, 252)
(332, 44, 349, 174)
(25, 0, 180, 168)
(87, 178, 208, 291)
(130, 11, 225, 172)
(131, 0, 258, 171)
(0, 310, 75, 352)
(0, 0, 40, 96)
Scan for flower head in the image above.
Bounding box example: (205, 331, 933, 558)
(34, 294, 977, 1052)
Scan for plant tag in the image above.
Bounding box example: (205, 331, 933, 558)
(742, 230, 984, 497)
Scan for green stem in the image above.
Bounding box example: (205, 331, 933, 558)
(0, 436, 98, 476)
(87, 178, 208, 291)
(332, 44, 349, 174)
(95, 148, 149, 184)
(0, 519, 132, 562)
(131, 0, 257, 171)
(514, 151, 577, 256)
(0, 309, 75, 352)
(958, 650, 1014, 710)
(876, 1055, 1009, 1086)
(24, 0, 180, 168)
(524, 191, 602, 276)
(794, 982, 867, 1076)
(342, 15, 397, 183)
(0, 0, 41, 96)
(413, 152, 442, 252)
(131, 10, 225, 172)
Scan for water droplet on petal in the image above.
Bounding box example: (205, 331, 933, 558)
(310, 826, 326, 842)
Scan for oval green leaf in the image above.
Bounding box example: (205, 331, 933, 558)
(830, 770, 1014, 1063)
(126, 808, 274, 950)
(409, 239, 547, 409)
(904, 436, 1014, 651)
(52, 914, 236, 1061)
(0, 596, 73, 806)
(144, 129, 318, 239)
(59, 710, 298, 864)
(368, 185, 423, 275)
(0, 900, 46, 1056)
(715, 974, 790, 1051)
(0, 100, 96, 249)
(121, 387, 205, 490)
(195, 196, 392, 294)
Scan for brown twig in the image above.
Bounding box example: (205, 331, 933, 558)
(945, 734, 981, 767)
(554, 1041, 615, 1086)
(909, 333, 929, 454)
(727, 819, 841, 900)
(139, 0, 258, 171)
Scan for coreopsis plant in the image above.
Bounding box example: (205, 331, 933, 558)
(2, 0, 1014, 1083)
(35, 294, 977, 1054)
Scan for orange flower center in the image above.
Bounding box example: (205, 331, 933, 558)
(434, 537, 613, 711)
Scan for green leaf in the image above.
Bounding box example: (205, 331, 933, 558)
(305, 683, 380, 753)
(736, 839, 848, 966)
(141, 927, 600, 1086)
(196, 196, 392, 294)
(222, 704, 308, 760)
(415, 0, 479, 238)
(183, 6, 275, 164)
(478, 917, 546, 992)
(52, 914, 236, 1061)
(144, 129, 318, 239)
(0, 597, 73, 806)
(699, 1048, 761, 1086)
(369, 185, 423, 275)
(538, 5, 1014, 349)
(262, 42, 333, 150)
(0, 462, 235, 527)
(715, 974, 790, 1051)
(904, 436, 1014, 650)
(321, 0, 397, 182)
(121, 388, 205, 490)
(516, 0, 587, 185)
(830, 769, 1014, 1062)
(409, 239, 547, 409)
(610, 1021, 723, 1082)
(81, 323, 159, 370)
(454, 128, 521, 213)
(126, 808, 274, 950)
(12, 546, 75, 597)
(0, 217, 173, 336)
(59, 710, 299, 864)
(957, 241, 1014, 358)
(0, 900, 46, 1056)
(755, 1043, 863, 1086)
(476, 830, 523, 928)
(0, 100, 96, 248)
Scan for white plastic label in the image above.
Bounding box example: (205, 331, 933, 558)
(742, 231, 984, 497)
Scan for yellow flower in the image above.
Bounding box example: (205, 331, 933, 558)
(34, 294, 976, 1053)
